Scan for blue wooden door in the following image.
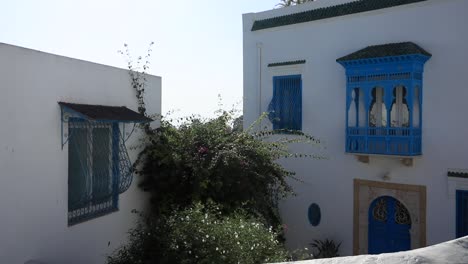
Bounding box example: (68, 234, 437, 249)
(456, 190, 468, 238)
(368, 196, 411, 254)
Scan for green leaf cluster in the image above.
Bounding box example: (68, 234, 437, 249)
(135, 111, 309, 227)
(113, 43, 325, 263)
(108, 203, 289, 264)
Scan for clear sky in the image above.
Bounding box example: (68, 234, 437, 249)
(1, 0, 280, 117)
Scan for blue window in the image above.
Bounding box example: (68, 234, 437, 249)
(456, 190, 468, 238)
(59, 102, 151, 226)
(68, 120, 120, 225)
(337, 42, 431, 156)
(269, 75, 302, 131)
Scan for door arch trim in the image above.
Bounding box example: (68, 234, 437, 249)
(353, 179, 426, 255)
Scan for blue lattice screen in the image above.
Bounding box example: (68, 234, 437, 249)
(268, 75, 302, 131)
(68, 119, 133, 225)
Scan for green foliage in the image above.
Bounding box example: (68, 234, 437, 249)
(107, 203, 289, 264)
(118, 42, 157, 133)
(135, 110, 322, 228)
(288, 248, 314, 261)
(168, 203, 288, 264)
(310, 239, 342, 259)
(112, 43, 325, 264)
(276, 0, 315, 7)
(106, 210, 161, 264)
(119, 44, 322, 229)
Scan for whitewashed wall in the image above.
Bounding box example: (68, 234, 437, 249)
(243, 0, 468, 256)
(0, 43, 161, 264)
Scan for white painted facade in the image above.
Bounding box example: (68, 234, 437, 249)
(0, 43, 161, 263)
(243, 0, 468, 256)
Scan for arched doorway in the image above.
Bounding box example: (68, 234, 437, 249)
(368, 196, 411, 254)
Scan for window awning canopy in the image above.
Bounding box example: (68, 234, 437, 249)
(336, 42, 432, 64)
(59, 102, 153, 123)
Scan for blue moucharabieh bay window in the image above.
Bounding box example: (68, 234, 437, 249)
(268, 75, 302, 131)
(337, 42, 431, 156)
(59, 102, 152, 225)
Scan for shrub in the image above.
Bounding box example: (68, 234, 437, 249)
(310, 239, 341, 258)
(116, 44, 324, 263)
(135, 111, 320, 228)
(107, 203, 289, 264)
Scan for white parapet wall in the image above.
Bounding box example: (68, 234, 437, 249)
(270, 236, 468, 264)
(0, 43, 161, 264)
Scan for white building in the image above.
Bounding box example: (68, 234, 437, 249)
(243, 0, 468, 256)
(0, 43, 161, 263)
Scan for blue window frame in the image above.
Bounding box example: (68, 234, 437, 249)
(269, 75, 302, 131)
(68, 119, 120, 225)
(338, 54, 430, 156)
(456, 190, 468, 238)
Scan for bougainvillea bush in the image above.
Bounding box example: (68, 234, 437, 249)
(107, 111, 322, 263)
(135, 111, 320, 228)
(107, 203, 289, 264)
(110, 44, 323, 263)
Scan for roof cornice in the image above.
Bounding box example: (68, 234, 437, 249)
(252, 0, 428, 31)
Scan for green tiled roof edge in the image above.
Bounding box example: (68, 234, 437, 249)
(252, 0, 428, 31)
(268, 60, 306, 67)
(336, 42, 432, 62)
(448, 171, 468, 179)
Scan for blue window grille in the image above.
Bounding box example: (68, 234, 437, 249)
(59, 102, 151, 226)
(337, 43, 431, 156)
(268, 75, 302, 131)
(456, 190, 468, 238)
(67, 119, 133, 225)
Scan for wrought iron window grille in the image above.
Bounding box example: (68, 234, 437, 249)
(59, 102, 152, 225)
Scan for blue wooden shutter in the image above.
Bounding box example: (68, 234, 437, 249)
(92, 127, 112, 202)
(272, 75, 302, 130)
(456, 190, 468, 238)
(68, 127, 88, 210)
